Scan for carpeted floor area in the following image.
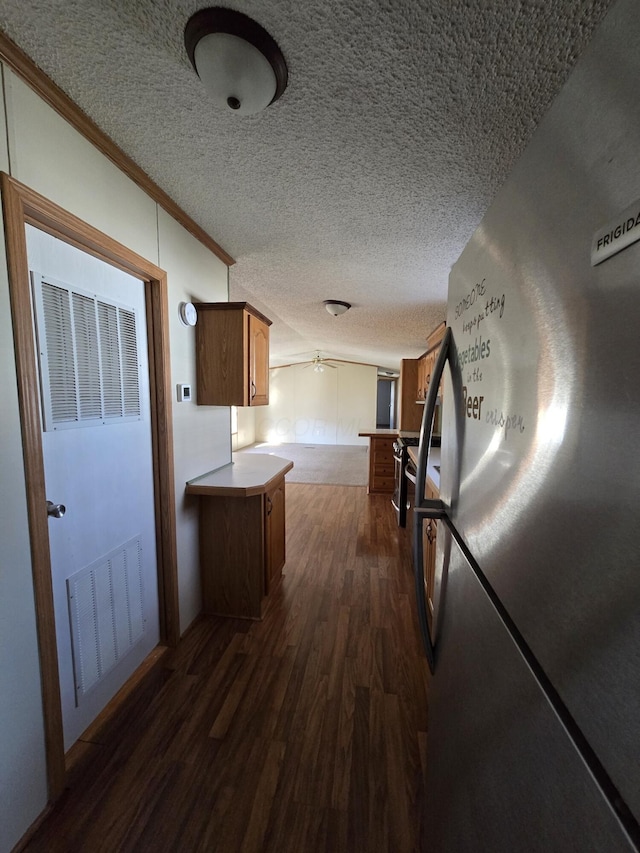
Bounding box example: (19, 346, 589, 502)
(236, 442, 369, 486)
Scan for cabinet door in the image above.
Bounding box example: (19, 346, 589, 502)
(265, 478, 286, 592)
(416, 354, 425, 401)
(399, 359, 423, 431)
(195, 306, 245, 406)
(425, 350, 434, 395)
(249, 313, 269, 406)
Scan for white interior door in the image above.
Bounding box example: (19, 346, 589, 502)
(27, 225, 159, 751)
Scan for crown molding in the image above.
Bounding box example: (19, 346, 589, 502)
(0, 28, 235, 267)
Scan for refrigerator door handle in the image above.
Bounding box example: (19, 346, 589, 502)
(415, 326, 451, 509)
(414, 502, 446, 520)
(413, 327, 453, 672)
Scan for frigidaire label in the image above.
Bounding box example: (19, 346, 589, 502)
(591, 199, 640, 266)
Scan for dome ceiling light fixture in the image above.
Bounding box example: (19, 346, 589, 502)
(184, 7, 288, 116)
(324, 300, 351, 317)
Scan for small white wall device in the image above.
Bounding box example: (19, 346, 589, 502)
(178, 301, 198, 326)
(177, 384, 192, 402)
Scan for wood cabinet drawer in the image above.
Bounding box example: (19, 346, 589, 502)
(374, 454, 394, 468)
(374, 462, 395, 477)
(371, 476, 395, 493)
(373, 440, 394, 455)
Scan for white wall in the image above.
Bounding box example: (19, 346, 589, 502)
(256, 362, 377, 445)
(157, 208, 229, 627)
(0, 67, 230, 851)
(232, 406, 256, 450)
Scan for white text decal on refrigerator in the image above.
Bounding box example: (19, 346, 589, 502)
(456, 279, 526, 441)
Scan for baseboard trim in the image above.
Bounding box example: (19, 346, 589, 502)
(65, 644, 169, 773)
(10, 802, 55, 853)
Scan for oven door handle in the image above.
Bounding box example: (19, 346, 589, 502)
(404, 462, 417, 485)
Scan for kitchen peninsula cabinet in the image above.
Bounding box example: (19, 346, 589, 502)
(194, 301, 271, 406)
(186, 454, 293, 619)
(358, 430, 396, 494)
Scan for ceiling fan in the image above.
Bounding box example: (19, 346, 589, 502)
(302, 351, 339, 372)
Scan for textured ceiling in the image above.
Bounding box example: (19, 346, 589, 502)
(0, 0, 613, 369)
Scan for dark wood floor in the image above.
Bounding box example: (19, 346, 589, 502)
(25, 484, 430, 852)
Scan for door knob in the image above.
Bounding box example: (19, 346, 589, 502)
(46, 500, 66, 519)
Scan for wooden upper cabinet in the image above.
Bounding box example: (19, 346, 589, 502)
(416, 354, 427, 402)
(249, 312, 270, 406)
(194, 302, 272, 406)
(428, 321, 446, 399)
(398, 359, 423, 431)
(426, 321, 446, 353)
(416, 321, 446, 403)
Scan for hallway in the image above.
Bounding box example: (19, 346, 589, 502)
(24, 484, 429, 852)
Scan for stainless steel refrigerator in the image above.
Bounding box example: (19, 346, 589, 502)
(413, 1, 640, 849)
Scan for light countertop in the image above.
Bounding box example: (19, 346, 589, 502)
(408, 445, 440, 491)
(185, 453, 294, 498)
(357, 429, 422, 439)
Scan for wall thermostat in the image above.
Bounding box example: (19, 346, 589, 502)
(177, 384, 192, 402)
(178, 301, 198, 326)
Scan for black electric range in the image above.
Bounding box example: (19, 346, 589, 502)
(391, 436, 419, 527)
(391, 435, 440, 527)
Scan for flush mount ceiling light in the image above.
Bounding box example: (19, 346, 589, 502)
(184, 7, 288, 115)
(324, 300, 351, 317)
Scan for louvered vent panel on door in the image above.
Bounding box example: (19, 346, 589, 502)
(118, 307, 141, 417)
(72, 291, 102, 420)
(41, 282, 78, 424)
(67, 536, 145, 704)
(32, 272, 142, 430)
(98, 300, 123, 418)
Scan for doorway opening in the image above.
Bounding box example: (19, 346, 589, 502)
(376, 376, 397, 429)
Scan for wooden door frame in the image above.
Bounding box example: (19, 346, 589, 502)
(1, 173, 180, 800)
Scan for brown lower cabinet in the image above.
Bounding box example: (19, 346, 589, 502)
(367, 435, 395, 494)
(198, 473, 286, 619)
(265, 476, 286, 594)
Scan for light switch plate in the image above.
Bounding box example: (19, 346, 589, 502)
(177, 384, 192, 402)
